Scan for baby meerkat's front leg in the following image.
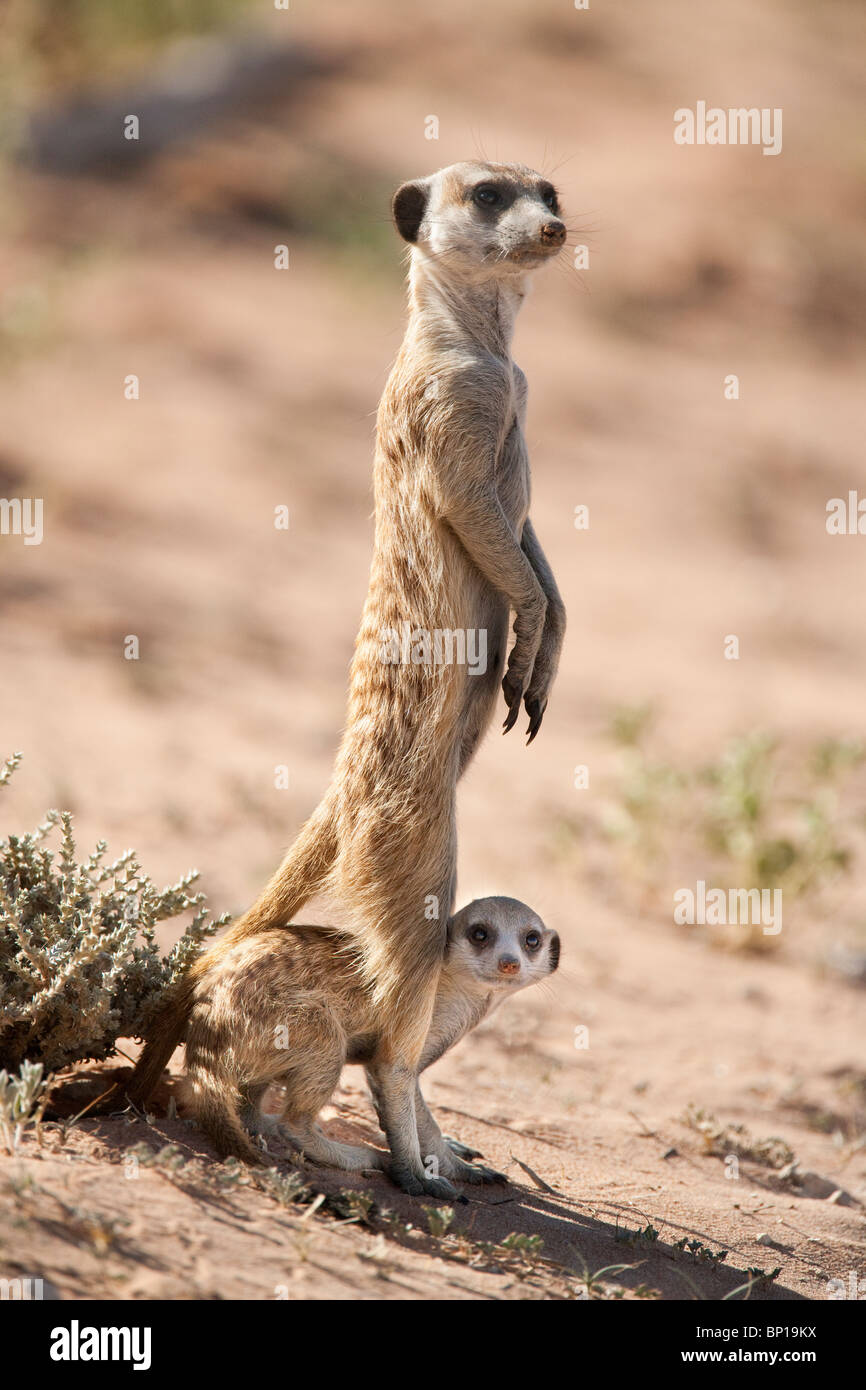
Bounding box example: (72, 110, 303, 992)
(519, 517, 566, 742)
(414, 1082, 507, 1185)
(366, 1062, 461, 1199)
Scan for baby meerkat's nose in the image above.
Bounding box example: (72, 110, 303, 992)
(498, 955, 521, 976)
(540, 220, 566, 247)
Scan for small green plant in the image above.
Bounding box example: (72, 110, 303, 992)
(700, 732, 859, 900)
(673, 1236, 729, 1266)
(126, 1140, 188, 1174)
(377, 1207, 410, 1237)
(500, 1231, 544, 1270)
(0, 753, 229, 1071)
(422, 1204, 454, 1239)
(0, 1059, 48, 1153)
(744, 1265, 782, 1288)
(601, 705, 685, 876)
(329, 1188, 376, 1225)
(590, 714, 864, 944)
(207, 1157, 250, 1191)
(252, 1167, 311, 1209)
(721, 1266, 783, 1300)
(617, 1221, 660, 1249)
(573, 1256, 639, 1300)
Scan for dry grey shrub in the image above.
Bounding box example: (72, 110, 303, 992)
(0, 752, 229, 1071)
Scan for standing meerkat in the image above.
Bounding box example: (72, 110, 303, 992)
(129, 161, 567, 1197)
(183, 896, 560, 1180)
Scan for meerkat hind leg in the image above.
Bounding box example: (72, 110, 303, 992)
(279, 1116, 385, 1172)
(367, 1063, 461, 1200)
(444, 1136, 485, 1161)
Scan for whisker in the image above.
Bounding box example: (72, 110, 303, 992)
(543, 152, 581, 179)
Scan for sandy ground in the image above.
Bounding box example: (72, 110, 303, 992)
(0, 0, 864, 1300)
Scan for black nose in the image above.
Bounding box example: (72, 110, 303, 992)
(498, 955, 520, 976)
(540, 221, 566, 247)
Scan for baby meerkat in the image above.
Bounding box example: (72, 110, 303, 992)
(183, 897, 559, 1188)
(129, 161, 567, 1197)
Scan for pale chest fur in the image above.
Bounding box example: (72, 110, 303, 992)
(493, 360, 531, 536)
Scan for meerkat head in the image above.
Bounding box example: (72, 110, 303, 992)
(446, 895, 560, 993)
(392, 162, 566, 283)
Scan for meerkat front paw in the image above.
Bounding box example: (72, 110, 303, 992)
(523, 611, 564, 742)
(501, 663, 532, 734)
(388, 1163, 463, 1201)
(502, 618, 547, 734)
(523, 659, 553, 742)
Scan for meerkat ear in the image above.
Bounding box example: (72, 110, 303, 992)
(392, 179, 430, 243)
(547, 932, 561, 973)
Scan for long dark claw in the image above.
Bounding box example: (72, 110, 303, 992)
(445, 1136, 484, 1161)
(502, 700, 521, 734)
(474, 1165, 509, 1185)
(525, 697, 547, 744)
(502, 675, 523, 733)
(451, 1158, 510, 1185)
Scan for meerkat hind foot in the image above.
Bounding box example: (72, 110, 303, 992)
(452, 1157, 509, 1185)
(437, 1140, 508, 1185)
(281, 1123, 385, 1173)
(444, 1136, 485, 1161)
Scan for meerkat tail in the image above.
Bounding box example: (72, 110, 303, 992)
(123, 975, 197, 1106)
(126, 797, 340, 1105)
(209, 791, 339, 952)
(362, 916, 447, 1061)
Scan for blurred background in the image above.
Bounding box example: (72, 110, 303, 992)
(0, 1, 864, 1281)
(1, 0, 864, 937)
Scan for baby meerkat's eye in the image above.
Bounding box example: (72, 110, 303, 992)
(473, 184, 501, 208)
(524, 930, 541, 950)
(469, 925, 489, 943)
(541, 186, 559, 213)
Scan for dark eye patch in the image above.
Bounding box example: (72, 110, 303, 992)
(467, 922, 494, 945)
(470, 182, 508, 210)
(538, 182, 560, 214)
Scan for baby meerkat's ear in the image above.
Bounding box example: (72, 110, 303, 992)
(392, 179, 431, 243)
